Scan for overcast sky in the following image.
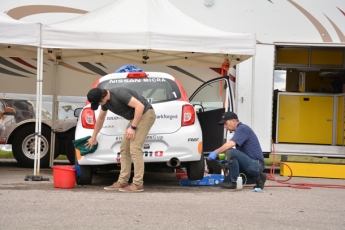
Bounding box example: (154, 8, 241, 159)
(274, 70, 286, 91)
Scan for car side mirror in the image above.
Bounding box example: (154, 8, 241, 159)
(4, 107, 16, 115)
(74, 108, 82, 118)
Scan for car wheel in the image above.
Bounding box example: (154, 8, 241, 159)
(206, 159, 222, 174)
(12, 125, 58, 168)
(75, 153, 92, 185)
(65, 130, 75, 165)
(186, 153, 205, 181)
(76, 165, 92, 185)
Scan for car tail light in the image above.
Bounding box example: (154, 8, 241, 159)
(127, 72, 147, 78)
(81, 108, 96, 129)
(181, 104, 195, 126)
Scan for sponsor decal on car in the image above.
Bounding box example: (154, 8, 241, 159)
(115, 135, 163, 141)
(156, 114, 178, 120)
(188, 138, 199, 142)
(108, 78, 167, 84)
(154, 151, 163, 157)
(146, 135, 163, 140)
(106, 116, 124, 120)
(115, 150, 164, 158)
(142, 78, 167, 83)
(115, 136, 123, 141)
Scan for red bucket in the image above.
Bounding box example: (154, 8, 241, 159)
(53, 165, 76, 189)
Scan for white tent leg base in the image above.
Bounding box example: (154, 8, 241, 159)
(24, 175, 49, 181)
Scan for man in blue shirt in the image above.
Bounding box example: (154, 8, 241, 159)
(207, 112, 266, 190)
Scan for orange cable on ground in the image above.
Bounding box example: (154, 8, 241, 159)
(263, 140, 345, 189)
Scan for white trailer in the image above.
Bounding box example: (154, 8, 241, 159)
(0, 93, 85, 167)
(170, 0, 345, 157)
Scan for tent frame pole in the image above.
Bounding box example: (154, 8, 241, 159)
(33, 47, 43, 175)
(49, 58, 59, 167)
(25, 46, 49, 181)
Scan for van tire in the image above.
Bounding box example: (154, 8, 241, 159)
(12, 125, 58, 168)
(186, 153, 205, 181)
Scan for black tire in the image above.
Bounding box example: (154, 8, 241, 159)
(12, 125, 58, 168)
(65, 130, 75, 165)
(73, 142, 92, 185)
(206, 159, 222, 174)
(73, 138, 93, 185)
(76, 165, 92, 185)
(186, 153, 205, 181)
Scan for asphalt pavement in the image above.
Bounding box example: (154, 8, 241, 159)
(0, 159, 344, 230)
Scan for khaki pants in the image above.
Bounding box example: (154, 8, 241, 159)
(118, 109, 156, 186)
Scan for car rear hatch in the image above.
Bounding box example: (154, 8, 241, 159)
(90, 72, 192, 135)
(98, 100, 186, 135)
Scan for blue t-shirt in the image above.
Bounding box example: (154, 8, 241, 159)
(231, 122, 264, 164)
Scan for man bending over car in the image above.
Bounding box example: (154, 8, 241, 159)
(86, 87, 156, 192)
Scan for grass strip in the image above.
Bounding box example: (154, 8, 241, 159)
(0, 150, 67, 160)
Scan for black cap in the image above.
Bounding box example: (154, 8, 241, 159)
(87, 88, 102, 110)
(218, 112, 238, 125)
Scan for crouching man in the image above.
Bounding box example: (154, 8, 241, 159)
(207, 112, 266, 190)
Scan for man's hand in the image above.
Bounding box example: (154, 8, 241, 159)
(207, 151, 218, 160)
(86, 137, 97, 149)
(125, 127, 135, 140)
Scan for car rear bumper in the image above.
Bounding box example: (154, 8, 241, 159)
(76, 125, 202, 165)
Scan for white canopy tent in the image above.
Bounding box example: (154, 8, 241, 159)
(39, 0, 255, 172)
(0, 12, 40, 58)
(0, 12, 39, 46)
(41, 0, 256, 67)
(0, 12, 44, 177)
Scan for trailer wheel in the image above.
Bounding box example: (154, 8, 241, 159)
(12, 125, 58, 168)
(65, 130, 75, 165)
(186, 153, 205, 181)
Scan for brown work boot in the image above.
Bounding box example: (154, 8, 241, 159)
(119, 183, 144, 192)
(104, 181, 128, 190)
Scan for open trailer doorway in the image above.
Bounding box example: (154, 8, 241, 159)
(273, 45, 345, 155)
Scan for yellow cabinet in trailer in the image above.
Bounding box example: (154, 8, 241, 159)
(336, 95, 344, 146)
(277, 93, 333, 144)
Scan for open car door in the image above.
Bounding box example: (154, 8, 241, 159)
(189, 76, 234, 154)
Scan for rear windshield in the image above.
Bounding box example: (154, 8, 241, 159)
(97, 77, 181, 104)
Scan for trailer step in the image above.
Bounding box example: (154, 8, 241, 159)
(280, 162, 345, 179)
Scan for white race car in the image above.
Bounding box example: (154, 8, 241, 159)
(74, 71, 233, 185)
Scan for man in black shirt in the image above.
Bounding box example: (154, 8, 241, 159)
(86, 87, 156, 192)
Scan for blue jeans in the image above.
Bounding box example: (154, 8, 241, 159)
(224, 149, 264, 183)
